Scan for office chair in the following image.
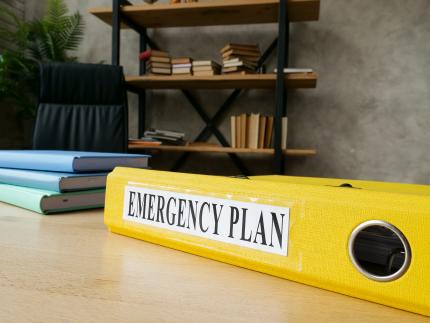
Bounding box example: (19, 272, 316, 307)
(33, 62, 128, 152)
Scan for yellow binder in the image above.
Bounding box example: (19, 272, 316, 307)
(105, 168, 430, 316)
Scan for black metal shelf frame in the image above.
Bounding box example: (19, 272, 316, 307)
(111, 0, 290, 175)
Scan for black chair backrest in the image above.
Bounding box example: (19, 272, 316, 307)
(33, 63, 128, 152)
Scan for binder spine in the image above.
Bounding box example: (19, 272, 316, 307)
(104, 168, 430, 317)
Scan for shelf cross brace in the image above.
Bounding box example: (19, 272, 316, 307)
(177, 90, 250, 175)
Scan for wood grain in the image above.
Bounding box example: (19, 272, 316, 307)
(0, 203, 428, 322)
(89, 0, 320, 29)
(126, 73, 318, 90)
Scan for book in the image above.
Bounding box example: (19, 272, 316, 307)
(282, 117, 288, 150)
(146, 62, 172, 69)
(139, 49, 170, 61)
(0, 168, 107, 192)
(235, 115, 241, 148)
(172, 67, 192, 74)
(192, 60, 221, 68)
(258, 116, 267, 149)
(193, 66, 219, 72)
(224, 55, 259, 63)
(223, 61, 256, 70)
(148, 56, 171, 64)
(192, 60, 221, 76)
(144, 129, 185, 145)
(220, 43, 259, 54)
(247, 113, 260, 149)
(264, 116, 274, 148)
(104, 168, 430, 317)
(222, 66, 256, 74)
(240, 113, 247, 149)
(144, 129, 185, 139)
(0, 184, 105, 214)
(222, 49, 260, 59)
(149, 67, 172, 75)
(274, 68, 313, 73)
(230, 116, 236, 148)
(171, 57, 192, 65)
(139, 50, 169, 60)
(0, 150, 150, 173)
(148, 49, 169, 58)
(143, 135, 184, 143)
(246, 114, 251, 148)
(172, 63, 193, 68)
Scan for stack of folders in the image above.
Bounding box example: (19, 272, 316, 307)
(230, 114, 288, 149)
(221, 43, 260, 75)
(171, 57, 193, 75)
(0, 150, 150, 214)
(192, 60, 221, 76)
(143, 129, 186, 145)
(139, 49, 172, 75)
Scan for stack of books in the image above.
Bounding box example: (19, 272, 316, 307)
(139, 49, 172, 75)
(144, 129, 186, 145)
(220, 43, 260, 75)
(192, 60, 221, 76)
(230, 114, 288, 149)
(0, 151, 150, 214)
(172, 57, 193, 75)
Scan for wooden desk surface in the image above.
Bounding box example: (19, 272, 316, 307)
(0, 203, 428, 322)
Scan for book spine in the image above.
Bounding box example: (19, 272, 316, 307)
(0, 184, 44, 213)
(104, 168, 430, 317)
(282, 117, 288, 150)
(230, 116, 236, 148)
(0, 172, 61, 192)
(0, 156, 74, 172)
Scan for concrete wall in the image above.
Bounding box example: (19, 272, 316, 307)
(29, 0, 430, 183)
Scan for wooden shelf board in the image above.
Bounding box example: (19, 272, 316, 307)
(126, 73, 317, 90)
(129, 144, 317, 157)
(89, 0, 320, 28)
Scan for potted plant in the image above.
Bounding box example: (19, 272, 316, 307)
(0, 0, 85, 146)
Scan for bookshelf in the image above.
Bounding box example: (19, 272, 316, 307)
(89, 0, 320, 175)
(128, 144, 317, 156)
(89, 0, 320, 27)
(126, 73, 318, 90)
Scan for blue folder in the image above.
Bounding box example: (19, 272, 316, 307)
(0, 168, 108, 192)
(0, 150, 150, 172)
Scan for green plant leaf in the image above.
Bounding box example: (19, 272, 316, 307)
(0, 0, 85, 117)
(58, 12, 85, 51)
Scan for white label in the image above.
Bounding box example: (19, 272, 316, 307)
(123, 186, 290, 256)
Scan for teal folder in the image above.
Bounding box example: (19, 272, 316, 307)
(0, 184, 105, 214)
